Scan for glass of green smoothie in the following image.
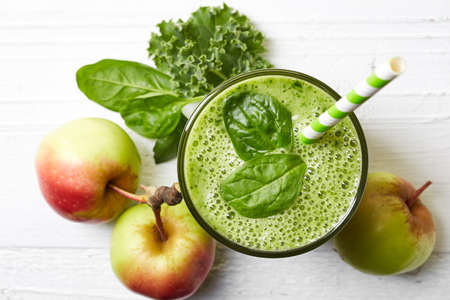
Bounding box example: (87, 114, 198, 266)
(177, 69, 368, 257)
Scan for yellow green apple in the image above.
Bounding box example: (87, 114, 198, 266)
(335, 172, 435, 275)
(35, 118, 141, 223)
(110, 202, 215, 299)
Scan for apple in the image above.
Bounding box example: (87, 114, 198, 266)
(334, 172, 435, 275)
(36, 118, 141, 223)
(110, 201, 215, 300)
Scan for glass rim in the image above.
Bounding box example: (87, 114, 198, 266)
(177, 68, 369, 258)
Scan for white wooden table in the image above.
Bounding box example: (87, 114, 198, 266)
(1, 0, 449, 299)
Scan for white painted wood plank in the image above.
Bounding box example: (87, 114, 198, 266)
(1, 51, 448, 101)
(1, 246, 449, 300)
(2, 18, 450, 44)
(2, 0, 450, 20)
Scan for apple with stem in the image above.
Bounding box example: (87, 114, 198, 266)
(109, 184, 215, 300)
(36, 118, 141, 223)
(335, 172, 435, 275)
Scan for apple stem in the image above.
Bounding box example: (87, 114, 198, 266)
(152, 207, 167, 242)
(107, 183, 146, 203)
(406, 180, 432, 208)
(108, 183, 183, 242)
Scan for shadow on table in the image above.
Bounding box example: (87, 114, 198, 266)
(193, 243, 231, 298)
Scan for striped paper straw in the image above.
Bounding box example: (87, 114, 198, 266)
(300, 57, 406, 144)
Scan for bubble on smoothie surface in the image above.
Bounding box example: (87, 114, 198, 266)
(184, 75, 362, 251)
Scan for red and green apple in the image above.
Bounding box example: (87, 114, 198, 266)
(335, 172, 435, 275)
(35, 118, 141, 223)
(110, 201, 215, 299)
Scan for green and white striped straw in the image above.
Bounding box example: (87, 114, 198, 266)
(300, 57, 406, 144)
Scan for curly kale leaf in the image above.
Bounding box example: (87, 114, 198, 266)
(148, 4, 272, 97)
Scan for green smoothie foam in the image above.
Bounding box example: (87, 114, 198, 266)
(183, 75, 362, 251)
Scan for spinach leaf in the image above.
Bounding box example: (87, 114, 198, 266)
(220, 154, 306, 218)
(223, 92, 293, 161)
(76, 59, 176, 111)
(153, 115, 187, 163)
(120, 95, 189, 138)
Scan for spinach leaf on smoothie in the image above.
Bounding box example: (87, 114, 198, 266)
(223, 92, 293, 161)
(220, 154, 307, 218)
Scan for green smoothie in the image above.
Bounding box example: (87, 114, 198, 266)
(183, 75, 362, 251)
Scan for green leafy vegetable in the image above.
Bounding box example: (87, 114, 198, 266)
(76, 59, 176, 111)
(120, 95, 193, 138)
(76, 4, 272, 164)
(153, 115, 187, 163)
(148, 4, 272, 97)
(220, 154, 307, 218)
(223, 91, 293, 161)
